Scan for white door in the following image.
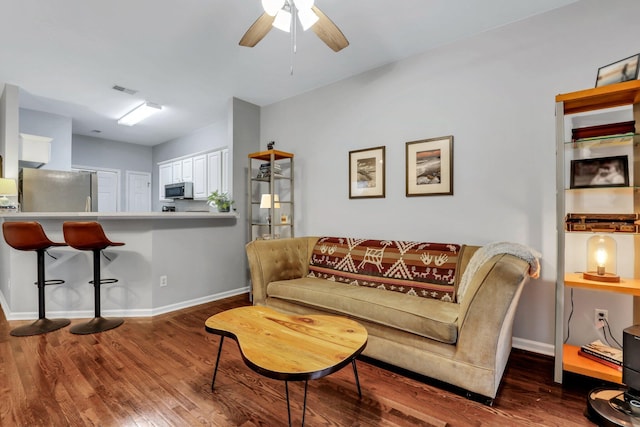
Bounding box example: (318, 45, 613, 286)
(126, 171, 151, 212)
(97, 170, 119, 212)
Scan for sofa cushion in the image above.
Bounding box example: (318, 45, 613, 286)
(266, 277, 460, 344)
(308, 237, 462, 302)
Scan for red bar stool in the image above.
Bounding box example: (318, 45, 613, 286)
(2, 221, 71, 336)
(63, 221, 125, 334)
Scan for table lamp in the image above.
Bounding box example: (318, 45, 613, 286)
(583, 235, 619, 282)
(0, 178, 17, 207)
(260, 194, 280, 225)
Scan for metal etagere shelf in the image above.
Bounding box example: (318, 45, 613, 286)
(247, 149, 294, 241)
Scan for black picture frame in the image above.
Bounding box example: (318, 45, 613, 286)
(349, 146, 385, 199)
(570, 155, 629, 189)
(595, 54, 640, 88)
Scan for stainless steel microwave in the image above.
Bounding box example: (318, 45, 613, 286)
(164, 182, 193, 199)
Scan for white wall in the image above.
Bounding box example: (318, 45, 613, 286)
(260, 0, 640, 349)
(72, 134, 153, 209)
(20, 108, 72, 171)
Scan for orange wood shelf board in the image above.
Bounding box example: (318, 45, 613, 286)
(556, 80, 640, 115)
(564, 272, 640, 296)
(563, 344, 622, 384)
(248, 149, 294, 161)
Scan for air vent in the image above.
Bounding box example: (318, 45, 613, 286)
(112, 85, 138, 95)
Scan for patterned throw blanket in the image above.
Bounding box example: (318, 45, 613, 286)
(307, 237, 462, 302)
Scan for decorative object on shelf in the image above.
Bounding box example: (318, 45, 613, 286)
(349, 146, 385, 199)
(267, 141, 275, 150)
(572, 120, 636, 141)
(260, 193, 280, 225)
(583, 235, 620, 283)
(565, 213, 639, 233)
(256, 162, 283, 180)
(0, 178, 17, 207)
(207, 190, 234, 212)
(570, 155, 629, 189)
(405, 136, 453, 197)
(595, 53, 640, 88)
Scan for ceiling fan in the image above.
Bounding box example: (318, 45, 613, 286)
(239, 0, 349, 52)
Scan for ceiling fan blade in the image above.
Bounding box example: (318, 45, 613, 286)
(310, 5, 349, 52)
(239, 13, 275, 47)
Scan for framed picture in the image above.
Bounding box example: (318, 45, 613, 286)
(406, 136, 453, 197)
(595, 54, 639, 87)
(349, 146, 385, 199)
(570, 155, 629, 189)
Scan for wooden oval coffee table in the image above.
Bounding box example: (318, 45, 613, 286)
(205, 306, 368, 426)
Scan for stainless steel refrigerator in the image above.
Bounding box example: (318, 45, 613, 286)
(19, 168, 98, 212)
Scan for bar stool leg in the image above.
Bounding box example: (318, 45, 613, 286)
(10, 249, 70, 337)
(69, 249, 123, 335)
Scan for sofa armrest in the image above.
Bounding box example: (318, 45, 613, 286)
(246, 237, 319, 304)
(455, 254, 530, 368)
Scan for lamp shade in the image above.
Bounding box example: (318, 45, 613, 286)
(0, 178, 17, 196)
(273, 8, 292, 32)
(260, 194, 281, 208)
(297, 7, 319, 30)
(262, 0, 285, 16)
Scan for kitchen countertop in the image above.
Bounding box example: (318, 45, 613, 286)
(0, 211, 238, 220)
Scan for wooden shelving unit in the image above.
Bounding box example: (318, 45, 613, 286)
(555, 81, 640, 384)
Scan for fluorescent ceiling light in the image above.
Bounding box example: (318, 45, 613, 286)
(273, 8, 292, 32)
(117, 101, 162, 126)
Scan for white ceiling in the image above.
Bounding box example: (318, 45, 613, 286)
(0, 0, 577, 146)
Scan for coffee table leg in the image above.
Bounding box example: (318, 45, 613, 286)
(285, 380, 309, 427)
(211, 336, 225, 391)
(352, 359, 362, 398)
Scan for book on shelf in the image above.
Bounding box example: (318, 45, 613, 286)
(580, 340, 623, 366)
(578, 349, 622, 372)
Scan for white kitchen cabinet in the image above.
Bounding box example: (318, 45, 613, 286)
(172, 161, 183, 183)
(207, 151, 221, 195)
(182, 157, 193, 182)
(221, 148, 229, 194)
(158, 163, 173, 201)
(192, 154, 207, 199)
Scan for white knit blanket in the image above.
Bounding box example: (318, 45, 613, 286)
(457, 242, 541, 303)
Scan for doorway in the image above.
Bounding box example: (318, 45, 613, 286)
(126, 171, 151, 212)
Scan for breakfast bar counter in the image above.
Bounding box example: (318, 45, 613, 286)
(0, 211, 247, 323)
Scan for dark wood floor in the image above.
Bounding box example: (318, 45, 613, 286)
(0, 294, 605, 426)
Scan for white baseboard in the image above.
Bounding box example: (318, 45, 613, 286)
(0, 286, 250, 320)
(513, 336, 555, 356)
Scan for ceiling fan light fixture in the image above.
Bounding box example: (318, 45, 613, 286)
(294, 0, 314, 9)
(297, 7, 318, 31)
(273, 8, 292, 32)
(261, 0, 285, 16)
(117, 101, 162, 126)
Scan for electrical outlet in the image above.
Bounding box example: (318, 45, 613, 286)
(595, 309, 608, 329)
(160, 275, 168, 287)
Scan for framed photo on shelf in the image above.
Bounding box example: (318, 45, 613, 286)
(595, 54, 639, 87)
(405, 136, 453, 197)
(570, 155, 629, 189)
(349, 146, 385, 199)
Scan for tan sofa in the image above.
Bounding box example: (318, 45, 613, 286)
(246, 236, 539, 402)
